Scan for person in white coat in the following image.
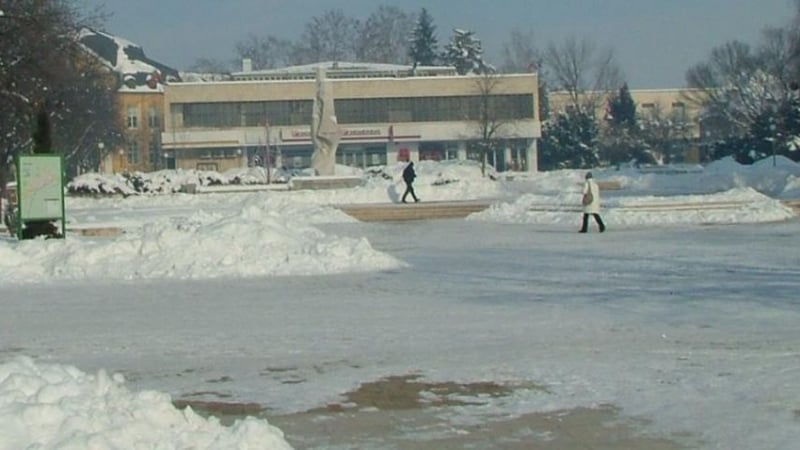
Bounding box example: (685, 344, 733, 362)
(579, 172, 606, 233)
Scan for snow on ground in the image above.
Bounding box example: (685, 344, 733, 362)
(2, 157, 800, 449)
(471, 187, 795, 226)
(0, 357, 292, 449)
(0, 195, 402, 284)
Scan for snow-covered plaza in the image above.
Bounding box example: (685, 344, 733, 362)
(1, 158, 800, 449)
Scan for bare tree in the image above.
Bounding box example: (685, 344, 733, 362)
(234, 34, 292, 70)
(500, 28, 541, 74)
(760, 26, 796, 88)
(0, 0, 119, 197)
(787, 0, 800, 84)
(638, 104, 695, 164)
(543, 36, 623, 113)
(354, 6, 414, 64)
(187, 57, 232, 74)
(683, 6, 800, 162)
(293, 9, 360, 64)
(470, 73, 522, 176)
(684, 40, 785, 134)
(52, 54, 122, 176)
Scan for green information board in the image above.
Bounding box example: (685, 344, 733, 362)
(16, 155, 65, 236)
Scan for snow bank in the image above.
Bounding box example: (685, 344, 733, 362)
(0, 196, 404, 284)
(469, 187, 795, 226)
(0, 357, 292, 450)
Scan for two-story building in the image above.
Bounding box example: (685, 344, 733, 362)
(161, 62, 542, 173)
(79, 29, 180, 173)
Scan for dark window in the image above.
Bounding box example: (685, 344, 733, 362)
(181, 95, 534, 128)
(335, 95, 534, 124)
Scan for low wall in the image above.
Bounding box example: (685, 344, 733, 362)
(338, 201, 491, 222)
(290, 176, 364, 191)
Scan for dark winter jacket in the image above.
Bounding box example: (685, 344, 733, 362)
(402, 163, 416, 183)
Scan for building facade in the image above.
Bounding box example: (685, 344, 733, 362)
(79, 29, 180, 174)
(161, 63, 541, 173)
(548, 88, 704, 131)
(113, 89, 168, 173)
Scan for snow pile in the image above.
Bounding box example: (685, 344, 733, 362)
(603, 156, 800, 198)
(9, 158, 800, 285)
(470, 187, 795, 226)
(66, 172, 138, 196)
(0, 357, 292, 450)
(0, 196, 404, 284)
(67, 160, 506, 202)
(67, 167, 292, 195)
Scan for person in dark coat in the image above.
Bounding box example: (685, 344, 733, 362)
(401, 161, 420, 203)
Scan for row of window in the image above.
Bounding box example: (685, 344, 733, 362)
(123, 138, 162, 166)
(126, 106, 162, 130)
(639, 101, 688, 119)
(336, 146, 388, 167)
(180, 94, 536, 128)
(179, 148, 243, 160)
(166, 139, 530, 171)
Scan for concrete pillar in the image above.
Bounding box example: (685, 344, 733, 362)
(526, 139, 538, 172)
(457, 141, 468, 161)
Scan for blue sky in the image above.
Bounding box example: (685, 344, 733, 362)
(85, 0, 794, 88)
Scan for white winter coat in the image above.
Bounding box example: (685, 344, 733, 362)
(582, 179, 601, 214)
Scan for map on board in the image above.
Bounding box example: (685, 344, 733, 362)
(18, 155, 64, 220)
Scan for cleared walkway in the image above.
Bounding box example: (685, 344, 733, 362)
(337, 200, 492, 222)
(337, 199, 800, 222)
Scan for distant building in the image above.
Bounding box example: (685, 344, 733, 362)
(548, 88, 708, 162)
(78, 29, 179, 173)
(161, 61, 541, 173)
(549, 88, 703, 128)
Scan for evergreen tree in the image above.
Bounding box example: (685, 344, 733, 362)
(600, 83, 648, 165)
(408, 8, 438, 68)
(607, 83, 637, 129)
(442, 29, 493, 75)
(538, 109, 600, 170)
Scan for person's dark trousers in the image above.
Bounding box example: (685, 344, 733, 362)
(579, 213, 605, 232)
(402, 184, 419, 203)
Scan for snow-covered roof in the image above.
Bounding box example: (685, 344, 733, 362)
(231, 61, 457, 81)
(78, 28, 180, 92)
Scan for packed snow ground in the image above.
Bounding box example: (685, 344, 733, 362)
(3, 158, 797, 284)
(1, 158, 800, 449)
